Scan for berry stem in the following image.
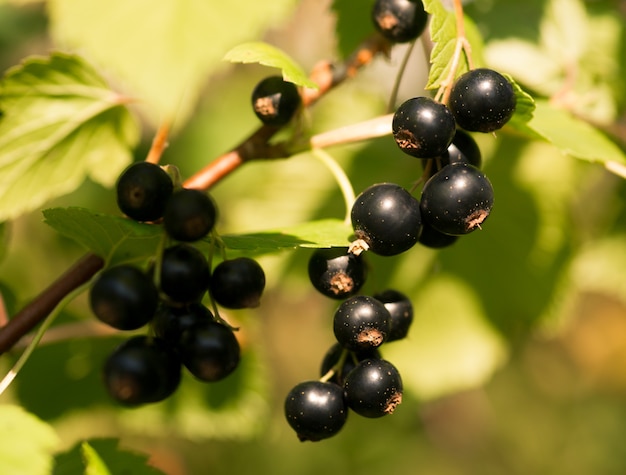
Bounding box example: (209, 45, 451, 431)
(308, 114, 393, 150)
(311, 148, 356, 225)
(0, 281, 92, 395)
(319, 347, 349, 383)
(144, 121, 171, 165)
(387, 39, 419, 113)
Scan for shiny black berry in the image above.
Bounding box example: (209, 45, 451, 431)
(420, 162, 494, 235)
(372, 0, 428, 43)
(320, 342, 380, 386)
(343, 358, 403, 418)
(418, 221, 459, 248)
(351, 183, 422, 256)
(392, 96, 456, 158)
(89, 265, 158, 331)
(179, 320, 240, 382)
(426, 129, 482, 178)
(373, 289, 413, 342)
(284, 380, 348, 442)
(160, 244, 210, 304)
(103, 335, 181, 406)
(333, 295, 390, 351)
(308, 247, 367, 300)
(251, 76, 301, 127)
(116, 162, 173, 222)
(209, 257, 265, 309)
(152, 302, 214, 345)
(449, 68, 517, 132)
(163, 188, 217, 242)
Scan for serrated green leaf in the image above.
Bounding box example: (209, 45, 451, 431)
(53, 439, 165, 475)
(384, 274, 506, 400)
(0, 405, 59, 475)
(0, 52, 138, 221)
(503, 73, 536, 130)
(43, 207, 353, 263)
(48, 0, 298, 126)
(523, 100, 626, 166)
(42, 207, 163, 266)
(224, 42, 317, 89)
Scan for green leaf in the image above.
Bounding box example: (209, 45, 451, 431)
(43, 207, 353, 263)
(383, 274, 506, 400)
(0, 52, 139, 221)
(42, 207, 163, 266)
(522, 100, 626, 166)
(503, 73, 536, 130)
(224, 42, 317, 89)
(53, 439, 165, 475)
(423, 0, 474, 91)
(47, 0, 299, 126)
(0, 405, 59, 475)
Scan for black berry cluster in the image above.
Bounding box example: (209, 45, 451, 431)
(89, 162, 267, 406)
(284, 244, 414, 441)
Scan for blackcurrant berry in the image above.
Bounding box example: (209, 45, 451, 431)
(160, 244, 210, 304)
(373, 289, 413, 342)
(320, 342, 380, 386)
(103, 335, 181, 406)
(178, 320, 240, 382)
(152, 302, 214, 345)
(163, 188, 217, 242)
(307, 247, 367, 300)
(426, 129, 482, 178)
(209, 257, 266, 309)
(449, 68, 517, 133)
(333, 295, 390, 351)
(251, 76, 301, 127)
(116, 162, 173, 222)
(420, 162, 494, 235)
(351, 183, 422, 256)
(284, 380, 348, 442)
(418, 221, 459, 248)
(343, 358, 403, 418)
(392, 96, 456, 158)
(372, 0, 428, 43)
(89, 265, 158, 331)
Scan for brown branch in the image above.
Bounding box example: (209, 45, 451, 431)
(0, 34, 389, 356)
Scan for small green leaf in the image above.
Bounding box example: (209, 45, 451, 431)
(523, 100, 626, 166)
(0, 405, 59, 475)
(503, 73, 536, 130)
(53, 438, 165, 475)
(224, 41, 317, 89)
(0, 52, 139, 221)
(423, 0, 461, 90)
(81, 443, 111, 475)
(43, 207, 353, 263)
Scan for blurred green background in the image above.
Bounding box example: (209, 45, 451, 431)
(1, 0, 626, 474)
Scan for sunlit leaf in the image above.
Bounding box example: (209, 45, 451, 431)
(224, 42, 317, 89)
(0, 52, 138, 221)
(47, 0, 299, 126)
(0, 405, 59, 475)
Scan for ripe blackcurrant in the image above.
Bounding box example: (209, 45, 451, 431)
(284, 380, 348, 442)
(307, 247, 367, 300)
(426, 129, 482, 178)
(420, 162, 494, 235)
(103, 335, 181, 406)
(351, 183, 422, 256)
(418, 221, 459, 248)
(333, 295, 390, 351)
(152, 302, 214, 345)
(449, 68, 517, 133)
(159, 244, 210, 304)
(116, 162, 173, 222)
(178, 320, 240, 382)
(392, 96, 456, 158)
(343, 358, 403, 418)
(209, 257, 266, 309)
(163, 188, 217, 242)
(251, 76, 301, 127)
(89, 265, 158, 331)
(372, 289, 413, 342)
(372, 0, 429, 44)
(320, 342, 380, 386)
